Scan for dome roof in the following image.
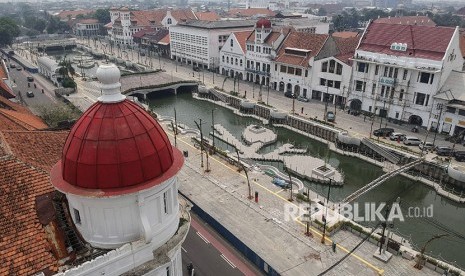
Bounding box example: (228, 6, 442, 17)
(61, 100, 174, 189)
(256, 18, 271, 29)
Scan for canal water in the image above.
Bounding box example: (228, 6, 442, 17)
(150, 90, 465, 268)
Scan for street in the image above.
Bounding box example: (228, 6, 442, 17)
(181, 214, 261, 276)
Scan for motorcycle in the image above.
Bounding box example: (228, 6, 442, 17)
(411, 126, 419, 133)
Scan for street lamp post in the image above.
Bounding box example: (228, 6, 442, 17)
(267, 85, 270, 105)
(432, 103, 444, 147)
(321, 178, 332, 244)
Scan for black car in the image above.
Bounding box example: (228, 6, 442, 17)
(455, 151, 465, 162)
(26, 91, 34, 98)
(284, 91, 295, 98)
(373, 128, 394, 137)
(436, 146, 454, 156)
(27, 76, 34, 82)
(193, 66, 201, 72)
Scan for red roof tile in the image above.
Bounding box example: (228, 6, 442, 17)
(275, 31, 328, 67)
(0, 96, 48, 131)
(233, 31, 253, 53)
(57, 9, 94, 20)
(358, 22, 456, 61)
(334, 36, 360, 65)
(332, 31, 359, 39)
(76, 18, 100, 24)
(227, 8, 276, 18)
(195, 11, 221, 21)
(374, 16, 436, 26)
(0, 155, 58, 276)
(1, 131, 68, 171)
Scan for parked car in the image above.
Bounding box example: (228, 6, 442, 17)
(284, 91, 295, 98)
(9, 63, 16, 68)
(403, 136, 421, 146)
(373, 128, 394, 137)
(26, 91, 34, 98)
(454, 151, 465, 162)
(419, 141, 434, 151)
(436, 146, 454, 156)
(193, 66, 201, 72)
(389, 132, 405, 141)
(27, 76, 34, 82)
(16, 66, 22, 71)
(297, 96, 309, 102)
(326, 111, 335, 122)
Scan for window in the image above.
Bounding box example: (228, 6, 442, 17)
(247, 60, 250, 68)
(418, 72, 432, 84)
(222, 56, 225, 62)
(329, 60, 335, 73)
(287, 67, 295, 75)
(399, 90, 404, 101)
(320, 78, 327, 86)
(305, 70, 308, 77)
(403, 69, 408, 80)
(322, 61, 328, 72)
(230, 39, 233, 47)
(358, 62, 368, 73)
(355, 80, 366, 92)
(415, 92, 426, 105)
(280, 65, 287, 73)
(459, 109, 465, 116)
(256, 62, 260, 70)
(226, 57, 229, 63)
(240, 59, 243, 66)
(327, 80, 334, 87)
(167, 18, 172, 25)
(375, 65, 379, 75)
(235, 58, 238, 65)
(163, 192, 168, 214)
(383, 67, 388, 77)
(295, 68, 302, 76)
(275, 64, 277, 71)
(372, 83, 376, 95)
(394, 68, 398, 79)
(336, 63, 343, 75)
(446, 106, 456, 113)
(369, 106, 372, 112)
(380, 86, 385, 97)
(335, 81, 341, 89)
(74, 209, 81, 224)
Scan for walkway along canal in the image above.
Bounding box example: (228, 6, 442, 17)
(147, 90, 465, 270)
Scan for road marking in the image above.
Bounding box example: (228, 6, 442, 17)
(181, 246, 187, 253)
(220, 254, 237, 268)
(196, 231, 210, 244)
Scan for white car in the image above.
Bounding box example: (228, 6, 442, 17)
(389, 132, 405, 141)
(403, 136, 421, 146)
(419, 141, 434, 150)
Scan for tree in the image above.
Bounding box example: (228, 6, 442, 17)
(94, 9, 111, 24)
(36, 104, 81, 127)
(0, 17, 20, 46)
(317, 8, 327, 16)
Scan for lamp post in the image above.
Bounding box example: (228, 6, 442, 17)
(321, 178, 332, 244)
(267, 84, 270, 105)
(211, 108, 216, 154)
(432, 103, 444, 147)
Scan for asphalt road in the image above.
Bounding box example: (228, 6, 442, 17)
(181, 214, 261, 276)
(7, 60, 58, 114)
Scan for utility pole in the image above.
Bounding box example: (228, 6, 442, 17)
(173, 108, 178, 147)
(321, 178, 332, 244)
(432, 103, 443, 147)
(235, 147, 253, 199)
(211, 108, 216, 154)
(258, 84, 263, 102)
(305, 187, 312, 237)
(292, 95, 296, 114)
(194, 119, 207, 171)
(378, 205, 391, 254)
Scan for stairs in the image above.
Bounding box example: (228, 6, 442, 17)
(209, 88, 228, 103)
(361, 138, 401, 164)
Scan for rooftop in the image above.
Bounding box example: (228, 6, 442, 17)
(275, 31, 328, 67)
(0, 96, 48, 131)
(373, 16, 436, 27)
(178, 20, 256, 29)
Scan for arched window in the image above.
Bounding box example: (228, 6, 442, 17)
(227, 57, 229, 63)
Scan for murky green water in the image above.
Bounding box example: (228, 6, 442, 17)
(150, 92, 465, 269)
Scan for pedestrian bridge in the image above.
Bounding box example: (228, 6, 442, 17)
(340, 158, 424, 205)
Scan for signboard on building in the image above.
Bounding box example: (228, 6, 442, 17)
(379, 77, 395, 87)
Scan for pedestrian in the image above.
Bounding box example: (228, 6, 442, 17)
(245, 90, 247, 97)
(332, 241, 337, 253)
(364, 115, 366, 122)
(301, 107, 304, 114)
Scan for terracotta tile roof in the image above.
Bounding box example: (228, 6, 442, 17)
(76, 18, 100, 24)
(332, 31, 359, 39)
(233, 30, 253, 53)
(374, 16, 436, 26)
(129, 9, 195, 27)
(195, 11, 220, 21)
(1, 131, 68, 171)
(170, 9, 197, 22)
(358, 22, 456, 61)
(57, 9, 94, 20)
(334, 36, 360, 65)
(0, 155, 58, 275)
(158, 32, 170, 45)
(275, 31, 328, 67)
(227, 8, 276, 18)
(133, 27, 156, 39)
(457, 7, 465, 16)
(0, 96, 48, 131)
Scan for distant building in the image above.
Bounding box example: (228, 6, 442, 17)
(73, 18, 102, 37)
(56, 9, 95, 21)
(373, 15, 436, 26)
(272, 17, 330, 34)
(170, 20, 255, 69)
(219, 31, 250, 80)
(37, 56, 60, 86)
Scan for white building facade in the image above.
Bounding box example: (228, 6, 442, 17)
(348, 22, 462, 127)
(219, 31, 250, 79)
(170, 20, 255, 70)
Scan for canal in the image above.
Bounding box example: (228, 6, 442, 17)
(149, 92, 465, 269)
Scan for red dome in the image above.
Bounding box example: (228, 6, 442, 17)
(61, 100, 174, 190)
(256, 18, 271, 29)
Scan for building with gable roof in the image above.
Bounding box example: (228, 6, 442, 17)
(108, 7, 196, 46)
(348, 21, 462, 127)
(73, 18, 103, 37)
(244, 19, 291, 86)
(219, 30, 251, 80)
